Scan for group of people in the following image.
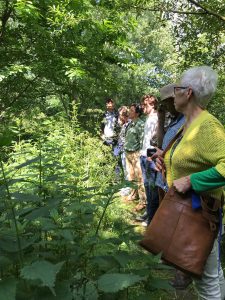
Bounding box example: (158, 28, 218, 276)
(101, 65, 225, 300)
(101, 84, 184, 227)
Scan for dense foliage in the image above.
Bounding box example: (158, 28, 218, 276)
(0, 0, 224, 299)
(0, 0, 224, 120)
(0, 112, 175, 299)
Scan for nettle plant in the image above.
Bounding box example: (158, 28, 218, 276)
(0, 118, 172, 299)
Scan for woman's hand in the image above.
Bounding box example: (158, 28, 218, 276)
(151, 147, 163, 159)
(155, 155, 165, 172)
(173, 176, 191, 194)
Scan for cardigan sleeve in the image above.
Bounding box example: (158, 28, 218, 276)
(198, 116, 225, 178)
(190, 167, 225, 193)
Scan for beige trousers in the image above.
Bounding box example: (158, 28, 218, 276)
(125, 151, 146, 203)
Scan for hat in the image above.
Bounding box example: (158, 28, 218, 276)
(159, 83, 176, 101)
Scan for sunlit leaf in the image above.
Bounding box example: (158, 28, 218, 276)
(20, 260, 64, 295)
(97, 273, 144, 293)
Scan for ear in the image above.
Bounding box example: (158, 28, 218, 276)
(186, 87, 193, 100)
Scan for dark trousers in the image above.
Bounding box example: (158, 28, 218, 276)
(140, 156, 159, 224)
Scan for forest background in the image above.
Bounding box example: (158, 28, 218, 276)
(0, 0, 224, 299)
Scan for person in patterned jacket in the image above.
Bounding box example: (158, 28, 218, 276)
(124, 103, 146, 205)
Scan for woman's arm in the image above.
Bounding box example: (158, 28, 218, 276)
(190, 167, 225, 193)
(173, 167, 225, 194)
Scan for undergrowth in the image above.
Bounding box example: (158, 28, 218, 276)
(0, 110, 175, 299)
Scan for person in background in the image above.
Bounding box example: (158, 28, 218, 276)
(115, 106, 130, 182)
(156, 66, 225, 299)
(155, 84, 185, 201)
(154, 84, 190, 289)
(101, 98, 119, 148)
(136, 95, 158, 225)
(124, 103, 146, 207)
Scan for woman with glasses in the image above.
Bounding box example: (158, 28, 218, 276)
(157, 66, 225, 299)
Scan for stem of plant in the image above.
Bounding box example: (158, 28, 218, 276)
(95, 192, 114, 236)
(0, 159, 24, 267)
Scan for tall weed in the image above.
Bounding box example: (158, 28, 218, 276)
(0, 112, 172, 299)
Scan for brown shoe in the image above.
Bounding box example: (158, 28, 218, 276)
(127, 191, 139, 202)
(133, 203, 146, 212)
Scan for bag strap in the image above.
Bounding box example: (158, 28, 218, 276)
(160, 127, 184, 180)
(162, 127, 184, 158)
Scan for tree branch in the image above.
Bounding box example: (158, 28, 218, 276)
(130, 5, 207, 15)
(130, 3, 225, 21)
(187, 0, 225, 22)
(0, 0, 13, 44)
(7, 76, 39, 108)
(164, 9, 206, 15)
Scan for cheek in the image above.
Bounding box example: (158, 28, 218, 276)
(174, 95, 186, 111)
(175, 94, 182, 104)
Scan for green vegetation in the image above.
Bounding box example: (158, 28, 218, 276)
(0, 113, 176, 299)
(0, 0, 224, 299)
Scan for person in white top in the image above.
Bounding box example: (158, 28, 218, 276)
(140, 99, 158, 157)
(100, 99, 119, 147)
(137, 95, 159, 225)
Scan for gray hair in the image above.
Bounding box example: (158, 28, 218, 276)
(180, 66, 218, 108)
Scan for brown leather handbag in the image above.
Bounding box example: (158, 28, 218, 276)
(139, 186, 219, 277)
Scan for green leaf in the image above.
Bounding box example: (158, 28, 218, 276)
(26, 198, 59, 221)
(11, 192, 41, 203)
(91, 256, 119, 272)
(16, 207, 36, 218)
(0, 278, 17, 300)
(113, 251, 139, 268)
(59, 229, 74, 241)
(74, 281, 98, 300)
(98, 237, 122, 246)
(20, 260, 64, 295)
(84, 282, 98, 300)
(34, 281, 73, 300)
(0, 234, 39, 253)
(149, 278, 173, 290)
(0, 135, 12, 147)
(141, 252, 163, 265)
(0, 128, 13, 146)
(97, 273, 144, 293)
(130, 268, 151, 277)
(14, 157, 40, 170)
(38, 217, 58, 230)
(135, 291, 160, 300)
(0, 256, 12, 268)
(25, 207, 50, 221)
(7, 178, 27, 185)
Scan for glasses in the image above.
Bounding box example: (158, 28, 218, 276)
(174, 86, 189, 94)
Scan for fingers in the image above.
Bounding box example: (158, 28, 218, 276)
(173, 176, 191, 194)
(151, 153, 157, 159)
(151, 148, 163, 159)
(173, 182, 185, 194)
(155, 156, 164, 172)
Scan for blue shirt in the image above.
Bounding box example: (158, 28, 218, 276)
(155, 114, 185, 190)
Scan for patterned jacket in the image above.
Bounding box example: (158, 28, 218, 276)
(124, 117, 145, 152)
